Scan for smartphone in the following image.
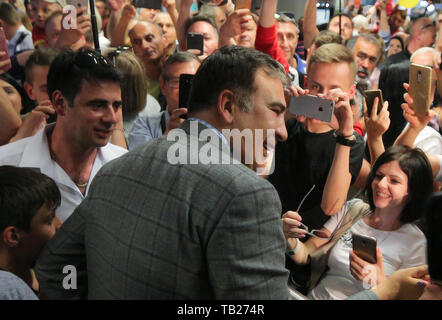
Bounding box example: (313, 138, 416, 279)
(0, 27, 12, 73)
(352, 233, 377, 264)
(424, 192, 442, 285)
(187, 32, 204, 56)
(68, 0, 89, 9)
(132, 0, 162, 9)
(364, 89, 384, 115)
(179, 74, 194, 119)
(409, 63, 433, 116)
(234, 0, 251, 10)
(289, 95, 335, 122)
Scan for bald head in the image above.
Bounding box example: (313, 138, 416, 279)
(129, 21, 167, 64)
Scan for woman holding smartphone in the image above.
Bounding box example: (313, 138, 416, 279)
(282, 145, 433, 300)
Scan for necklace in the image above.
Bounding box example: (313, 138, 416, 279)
(47, 130, 89, 189)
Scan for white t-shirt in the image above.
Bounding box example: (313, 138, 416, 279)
(309, 199, 427, 300)
(401, 124, 442, 155)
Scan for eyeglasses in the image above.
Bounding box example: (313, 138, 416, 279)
(295, 184, 348, 241)
(162, 75, 180, 89)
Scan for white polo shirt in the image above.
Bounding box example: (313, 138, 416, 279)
(0, 125, 127, 221)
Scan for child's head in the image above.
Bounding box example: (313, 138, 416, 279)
(0, 2, 21, 39)
(0, 166, 62, 267)
(30, 0, 60, 29)
(24, 48, 59, 104)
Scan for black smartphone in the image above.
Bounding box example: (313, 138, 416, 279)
(179, 74, 194, 119)
(187, 32, 204, 56)
(289, 94, 335, 122)
(352, 233, 377, 264)
(364, 89, 384, 116)
(425, 192, 442, 285)
(132, 0, 162, 9)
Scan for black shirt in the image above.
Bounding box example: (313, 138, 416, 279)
(269, 119, 365, 231)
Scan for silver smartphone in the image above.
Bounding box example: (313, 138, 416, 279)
(289, 95, 335, 122)
(352, 233, 377, 264)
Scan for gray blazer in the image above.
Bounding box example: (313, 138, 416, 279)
(35, 120, 291, 299)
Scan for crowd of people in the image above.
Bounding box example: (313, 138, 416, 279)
(0, 0, 441, 300)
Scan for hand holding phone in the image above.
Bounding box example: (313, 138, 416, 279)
(364, 89, 384, 116)
(289, 94, 335, 122)
(352, 233, 377, 264)
(187, 32, 204, 56)
(409, 63, 433, 116)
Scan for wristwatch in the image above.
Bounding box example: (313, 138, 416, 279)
(286, 239, 300, 256)
(334, 131, 356, 147)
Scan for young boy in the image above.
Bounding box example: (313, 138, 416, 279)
(0, 2, 34, 56)
(30, 0, 60, 47)
(24, 47, 59, 104)
(0, 166, 62, 299)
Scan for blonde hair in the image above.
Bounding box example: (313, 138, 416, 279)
(308, 43, 356, 82)
(113, 52, 148, 117)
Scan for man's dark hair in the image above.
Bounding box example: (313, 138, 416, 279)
(184, 15, 219, 39)
(188, 46, 289, 113)
(25, 48, 60, 84)
(364, 146, 433, 224)
(161, 51, 201, 79)
(0, 166, 61, 233)
(47, 48, 123, 107)
(312, 30, 343, 48)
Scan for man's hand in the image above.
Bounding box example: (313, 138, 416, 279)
(350, 248, 386, 286)
(10, 102, 55, 143)
(164, 108, 187, 134)
(162, 0, 176, 11)
(364, 96, 390, 141)
(402, 83, 435, 132)
(372, 265, 429, 300)
(219, 9, 251, 46)
(326, 88, 354, 136)
(419, 282, 442, 300)
(121, 3, 136, 22)
(284, 85, 309, 122)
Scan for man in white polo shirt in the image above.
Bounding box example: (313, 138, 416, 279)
(0, 49, 127, 221)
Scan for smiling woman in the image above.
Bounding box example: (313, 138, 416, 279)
(282, 145, 434, 300)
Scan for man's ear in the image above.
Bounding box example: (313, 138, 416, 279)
(216, 89, 235, 125)
(159, 76, 167, 96)
(52, 90, 67, 116)
(2, 226, 21, 248)
(349, 82, 356, 100)
(24, 82, 35, 101)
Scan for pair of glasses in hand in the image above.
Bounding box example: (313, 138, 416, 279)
(295, 184, 341, 241)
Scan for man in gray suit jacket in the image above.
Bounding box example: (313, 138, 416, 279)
(35, 46, 292, 299)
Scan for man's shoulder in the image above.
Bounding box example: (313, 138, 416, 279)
(0, 136, 34, 164)
(100, 142, 128, 159)
(0, 271, 38, 300)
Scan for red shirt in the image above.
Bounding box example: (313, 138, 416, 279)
(254, 22, 290, 74)
(32, 25, 46, 46)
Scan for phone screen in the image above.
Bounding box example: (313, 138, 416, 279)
(179, 74, 194, 119)
(235, 0, 251, 10)
(132, 0, 162, 9)
(187, 32, 204, 56)
(364, 89, 383, 115)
